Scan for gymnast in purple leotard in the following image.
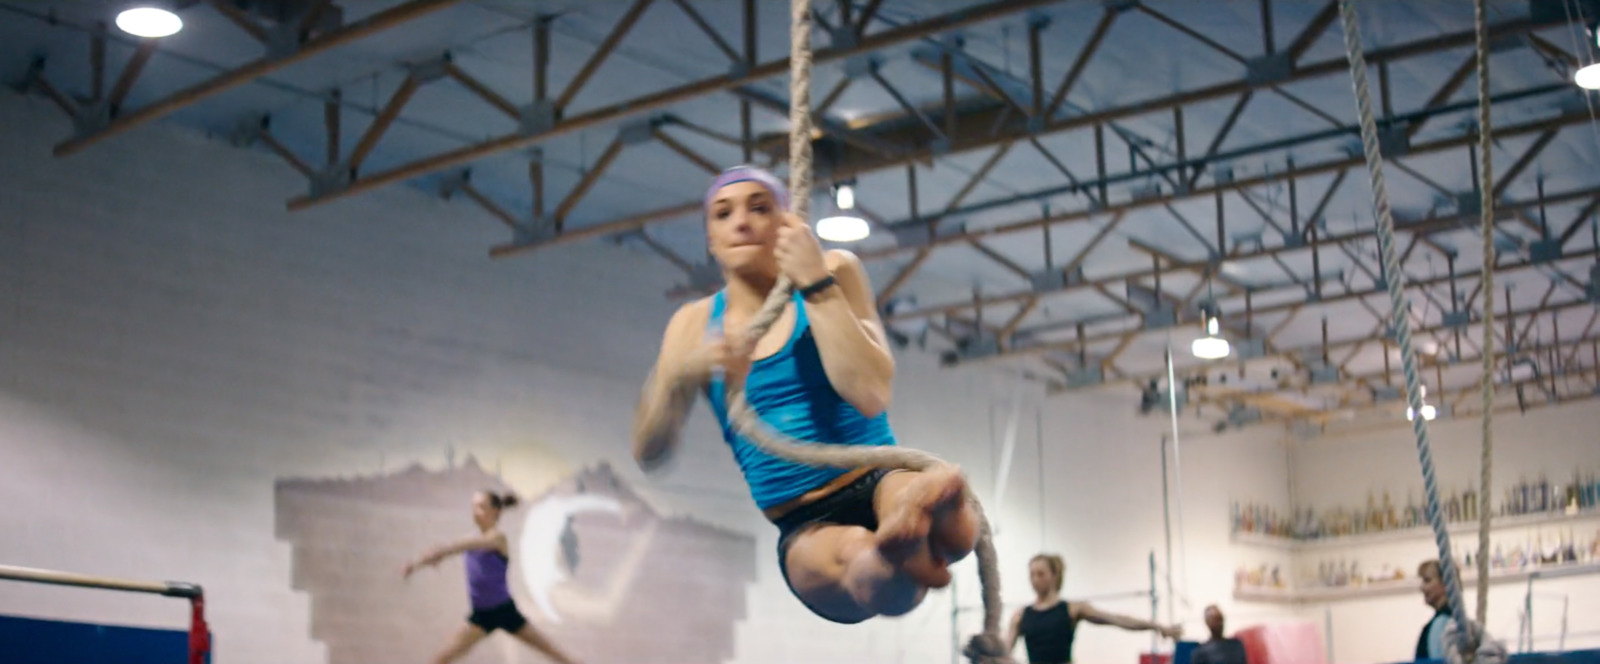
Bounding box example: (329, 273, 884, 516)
(402, 490, 584, 664)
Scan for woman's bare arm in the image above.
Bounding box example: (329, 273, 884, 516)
(1075, 603, 1183, 639)
(632, 300, 712, 470)
(801, 250, 896, 416)
(1005, 608, 1025, 654)
(403, 531, 507, 577)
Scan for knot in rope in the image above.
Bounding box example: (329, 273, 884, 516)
(962, 633, 1017, 664)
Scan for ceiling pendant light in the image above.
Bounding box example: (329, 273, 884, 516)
(1191, 302, 1231, 360)
(1405, 385, 1438, 421)
(1577, 62, 1600, 91)
(816, 215, 870, 242)
(116, 4, 183, 38)
(833, 182, 855, 210)
(1578, 23, 1600, 91)
(817, 180, 869, 243)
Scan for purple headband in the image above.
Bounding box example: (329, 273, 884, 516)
(704, 166, 790, 212)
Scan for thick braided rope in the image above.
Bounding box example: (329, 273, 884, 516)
(1336, 0, 1474, 655)
(1473, 0, 1495, 631)
(787, 0, 813, 223)
(723, 2, 1009, 661)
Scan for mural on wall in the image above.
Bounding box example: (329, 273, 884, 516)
(275, 457, 758, 663)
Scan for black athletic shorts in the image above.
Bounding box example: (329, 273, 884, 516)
(773, 468, 894, 625)
(468, 600, 528, 634)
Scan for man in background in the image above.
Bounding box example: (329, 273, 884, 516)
(1415, 560, 1453, 661)
(1413, 558, 1508, 664)
(1191, 605, 1249, 664)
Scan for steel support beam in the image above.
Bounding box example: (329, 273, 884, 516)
(1044, 6, 1117, 118)
(1406, 54, 1477, 140)
(90, 22, 106, 102)
(54, 0, 464, 157)
(554, 83, 1569, 261)
(653, 129, 720, 175)
(860, 106, 1586, 262)
(877, 250, 932, 309)
(443, 62, 520, 121)
(808, 16, 1565, 183)
(1557, 197, 1600, 248)
(438, 170, 521, 232)
(206, 0, 271, 43)
(25, 64, 79, 118)
(257, 126, 313, 178)
(1342, 331, 1600, 391)
(1287, 1, 1339, 63)
(1137, 5, 1247, 64)
(347, 75, 420, 174)
(554, 135, 627, 229)
(285, 0, 1058, 212)
(1493, 129, 1560, 199)
(1047, 290, 1600, 395)
(632, 230, 697, 275)
(555, 0, 653, 111)
(670, 0, 740, 63)
(107, 41, 159, 112)
(887, 183, 1600, 330)
(324, 89, 341, 166)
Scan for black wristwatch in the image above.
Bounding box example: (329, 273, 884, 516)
(798, 273, 838, 299)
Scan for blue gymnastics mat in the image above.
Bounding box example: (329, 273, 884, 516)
(0, 613, 212, 664)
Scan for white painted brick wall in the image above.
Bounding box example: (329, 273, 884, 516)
(0, 89, 1299, 664)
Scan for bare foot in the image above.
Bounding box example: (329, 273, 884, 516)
(929, 491, 981, 565)
(876, 466, 967, 563)
(898, 545, 954, 589)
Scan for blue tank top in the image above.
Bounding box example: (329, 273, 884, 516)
(704, 289, 898, 510)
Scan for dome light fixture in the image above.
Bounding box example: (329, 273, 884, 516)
(818, 180, 867, 242)
(1576, 63, 1600, 90)
(116, 4, 183, 38)
(833, 183, 855, 210)
(1577, 22, 1600, 91)
(1405, 385, 1439, 421)
(816, 215, 870, 243)
(1191, 302, 1231, 360)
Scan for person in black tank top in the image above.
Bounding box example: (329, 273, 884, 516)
(1006, 554, 1184, 663)
(1018, 601, 1076, 663)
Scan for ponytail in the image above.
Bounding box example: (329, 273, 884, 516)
(482, 490, 520, 510)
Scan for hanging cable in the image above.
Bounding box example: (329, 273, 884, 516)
(1163, 345, 1181, 631)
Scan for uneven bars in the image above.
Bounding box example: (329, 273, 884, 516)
(1149, 550, 1158, 655)
(0, 563, 209, 664)
(0, 564, 201, 598)
(951, 589, 1155, 614)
